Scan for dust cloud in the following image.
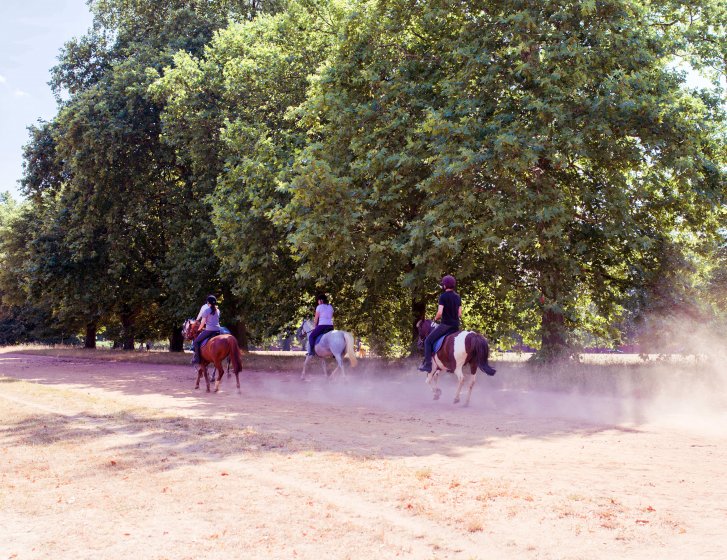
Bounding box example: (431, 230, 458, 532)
(239, 326, 727, 436)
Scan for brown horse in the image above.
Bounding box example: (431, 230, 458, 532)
(416, 319, 496, 406)
(182, 319, 243, 393)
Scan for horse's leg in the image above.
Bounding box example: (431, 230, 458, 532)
(202, 364, 211, 392)
(321, 357, 329, 378)
(301, 355, 313, 381)
(213, 360, 225, 393)
(453, 367, 466, 405)
(462, 362, 477, 407)
(426, 369, 442, 400)
(337, 353, 346, 381)
(330, 354, 344, 381)
(194, 366, 202, 390)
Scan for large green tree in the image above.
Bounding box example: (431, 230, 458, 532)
(17, 0, 287, 349)
(284, 0, 726, 357)
(153, 1, 343, 340)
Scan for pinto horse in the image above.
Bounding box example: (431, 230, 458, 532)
(416, 320, 496, 406)
(182, 319, 243, 393)
(301, 329, 358, 381)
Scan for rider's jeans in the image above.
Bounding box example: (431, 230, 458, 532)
(308, 325, 334, 356)
(423, 324, 459, 365)
(193, 329, 220, 361)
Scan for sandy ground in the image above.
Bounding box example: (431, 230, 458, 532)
(1, 352, 726, 560)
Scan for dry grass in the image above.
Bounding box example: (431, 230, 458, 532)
(2, 352, 723, 559)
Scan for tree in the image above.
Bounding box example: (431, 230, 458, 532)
(0, 193, 66, 344)
(153, 1, 342, 341)
(23, 0, 288, 349)
(285, 0, 726, 358)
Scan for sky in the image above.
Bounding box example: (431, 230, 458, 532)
(0, 0, 94, 199)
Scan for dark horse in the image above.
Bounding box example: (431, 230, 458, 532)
(416, 319, 496, 406)
(182, 319, 243, 393)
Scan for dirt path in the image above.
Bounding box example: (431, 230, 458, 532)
(1, 353, 726, 559)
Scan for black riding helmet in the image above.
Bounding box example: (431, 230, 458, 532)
(441, 275, 456, 290)
(207, 295, 217, 305)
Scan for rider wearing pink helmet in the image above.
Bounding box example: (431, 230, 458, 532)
(418, 275, 462, 372)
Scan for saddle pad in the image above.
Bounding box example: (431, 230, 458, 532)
(433, 335, 446, 353)
(200, 331, 221, 348)
(315, 333, 326, 346)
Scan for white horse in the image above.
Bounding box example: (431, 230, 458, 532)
(301, 330, 358, 381)
(296, 318, 315, 352)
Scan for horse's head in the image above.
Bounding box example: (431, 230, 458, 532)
(297, 318, 314, 341)
(415, 319, 436, 350)
(182, 319, 200, 341)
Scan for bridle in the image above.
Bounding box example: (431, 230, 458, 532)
(182, 319, 200, 341)
(415, 319, 437, 349)
(299, 319, 314, 339)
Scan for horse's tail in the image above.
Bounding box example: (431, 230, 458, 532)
(343, 331, 358, 367)
(473, 334, 496, 376)
(228, 336, 243, 374)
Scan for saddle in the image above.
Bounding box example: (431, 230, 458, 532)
(200, 326, 230, 348)
(433, 334, 448, 354)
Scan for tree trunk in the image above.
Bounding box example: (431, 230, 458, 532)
(409, 298, 427, 356)
(169, 326, 184, 352)
(120, 312, 136, 351)
(227, 320, 249, 351)
(541, 306, 567, 354)
(84, 321, 97, 349)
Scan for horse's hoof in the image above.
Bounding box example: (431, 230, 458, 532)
(454, 397, 460, 404)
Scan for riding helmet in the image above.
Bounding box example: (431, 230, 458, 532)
(441, 275, 456, 289)
(207, 295, 217, 305)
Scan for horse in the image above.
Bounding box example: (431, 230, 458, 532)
(301, 329, 358, 381)
(296, 318, 315, 352)
(416, 319, 496, 406)
(182, 319, 243, 393)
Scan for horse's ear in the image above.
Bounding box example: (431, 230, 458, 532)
(415, 320, 422, 329)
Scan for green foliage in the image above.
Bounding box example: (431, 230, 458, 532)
(282, 0, 726, 356)
(153, 1, 344, 339)
(3, 0, 725, 359)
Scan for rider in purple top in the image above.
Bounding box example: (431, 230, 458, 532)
(192, 295, 221, 364)
(308, 293, 335, 356)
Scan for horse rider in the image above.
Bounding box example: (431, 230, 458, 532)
(418, 275, 462, 372)
(308, 294, 335, 357)
(192, 295, 221, 364)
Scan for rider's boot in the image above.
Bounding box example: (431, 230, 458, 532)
(418, 362, 431, 372)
